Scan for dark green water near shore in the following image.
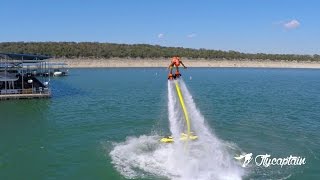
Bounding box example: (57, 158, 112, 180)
(0, 68, 319, 180)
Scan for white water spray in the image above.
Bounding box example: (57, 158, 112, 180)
(110, 79, 244, 180)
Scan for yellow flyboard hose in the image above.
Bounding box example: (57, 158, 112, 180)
(175, 81, 191, 140)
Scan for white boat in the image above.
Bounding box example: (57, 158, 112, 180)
(53, 70, 63, 76)
(0, 72, 19, 94)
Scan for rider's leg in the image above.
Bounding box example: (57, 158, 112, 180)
(175, 66, 180, 75)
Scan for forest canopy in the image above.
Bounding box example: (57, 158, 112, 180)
(0, 42, 319, 61)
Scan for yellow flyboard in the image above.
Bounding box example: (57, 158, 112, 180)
(174, 81, 191, 141)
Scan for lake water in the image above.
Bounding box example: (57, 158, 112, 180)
(0, 68, 319, 180)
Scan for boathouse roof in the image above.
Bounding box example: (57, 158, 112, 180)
(0, 53, 52, 60)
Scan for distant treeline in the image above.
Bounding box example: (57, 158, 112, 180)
(0, 42, 319, 61)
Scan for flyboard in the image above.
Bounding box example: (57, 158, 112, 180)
(160, 72, 198, 143)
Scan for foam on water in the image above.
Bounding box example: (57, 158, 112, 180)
(110, 79, 244, 179)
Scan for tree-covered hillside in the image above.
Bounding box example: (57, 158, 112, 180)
(0, 42, 319, 61)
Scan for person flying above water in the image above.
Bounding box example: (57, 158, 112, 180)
(168, 56, 187, 80)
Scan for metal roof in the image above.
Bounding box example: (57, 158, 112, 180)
(0, 53, 52, 60)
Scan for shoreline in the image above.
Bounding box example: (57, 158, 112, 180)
(52, 58, 320, 69)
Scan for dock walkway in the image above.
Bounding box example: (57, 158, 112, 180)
(0, 93, 50, 100)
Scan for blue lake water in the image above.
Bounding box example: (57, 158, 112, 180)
(0, 68, 319, 179)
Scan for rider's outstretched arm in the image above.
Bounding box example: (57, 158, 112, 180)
(168, 62, 175, 69)
(180, 61, 187, 68)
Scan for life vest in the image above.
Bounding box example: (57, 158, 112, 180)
(171, 56, 181, 66)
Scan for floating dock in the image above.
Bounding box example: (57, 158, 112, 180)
(0, 53, 52, 100)
(0, 92, 50, 100)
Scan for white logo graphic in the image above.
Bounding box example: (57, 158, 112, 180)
(235, 153, 306, 168)
(234, 153, 253, 167)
